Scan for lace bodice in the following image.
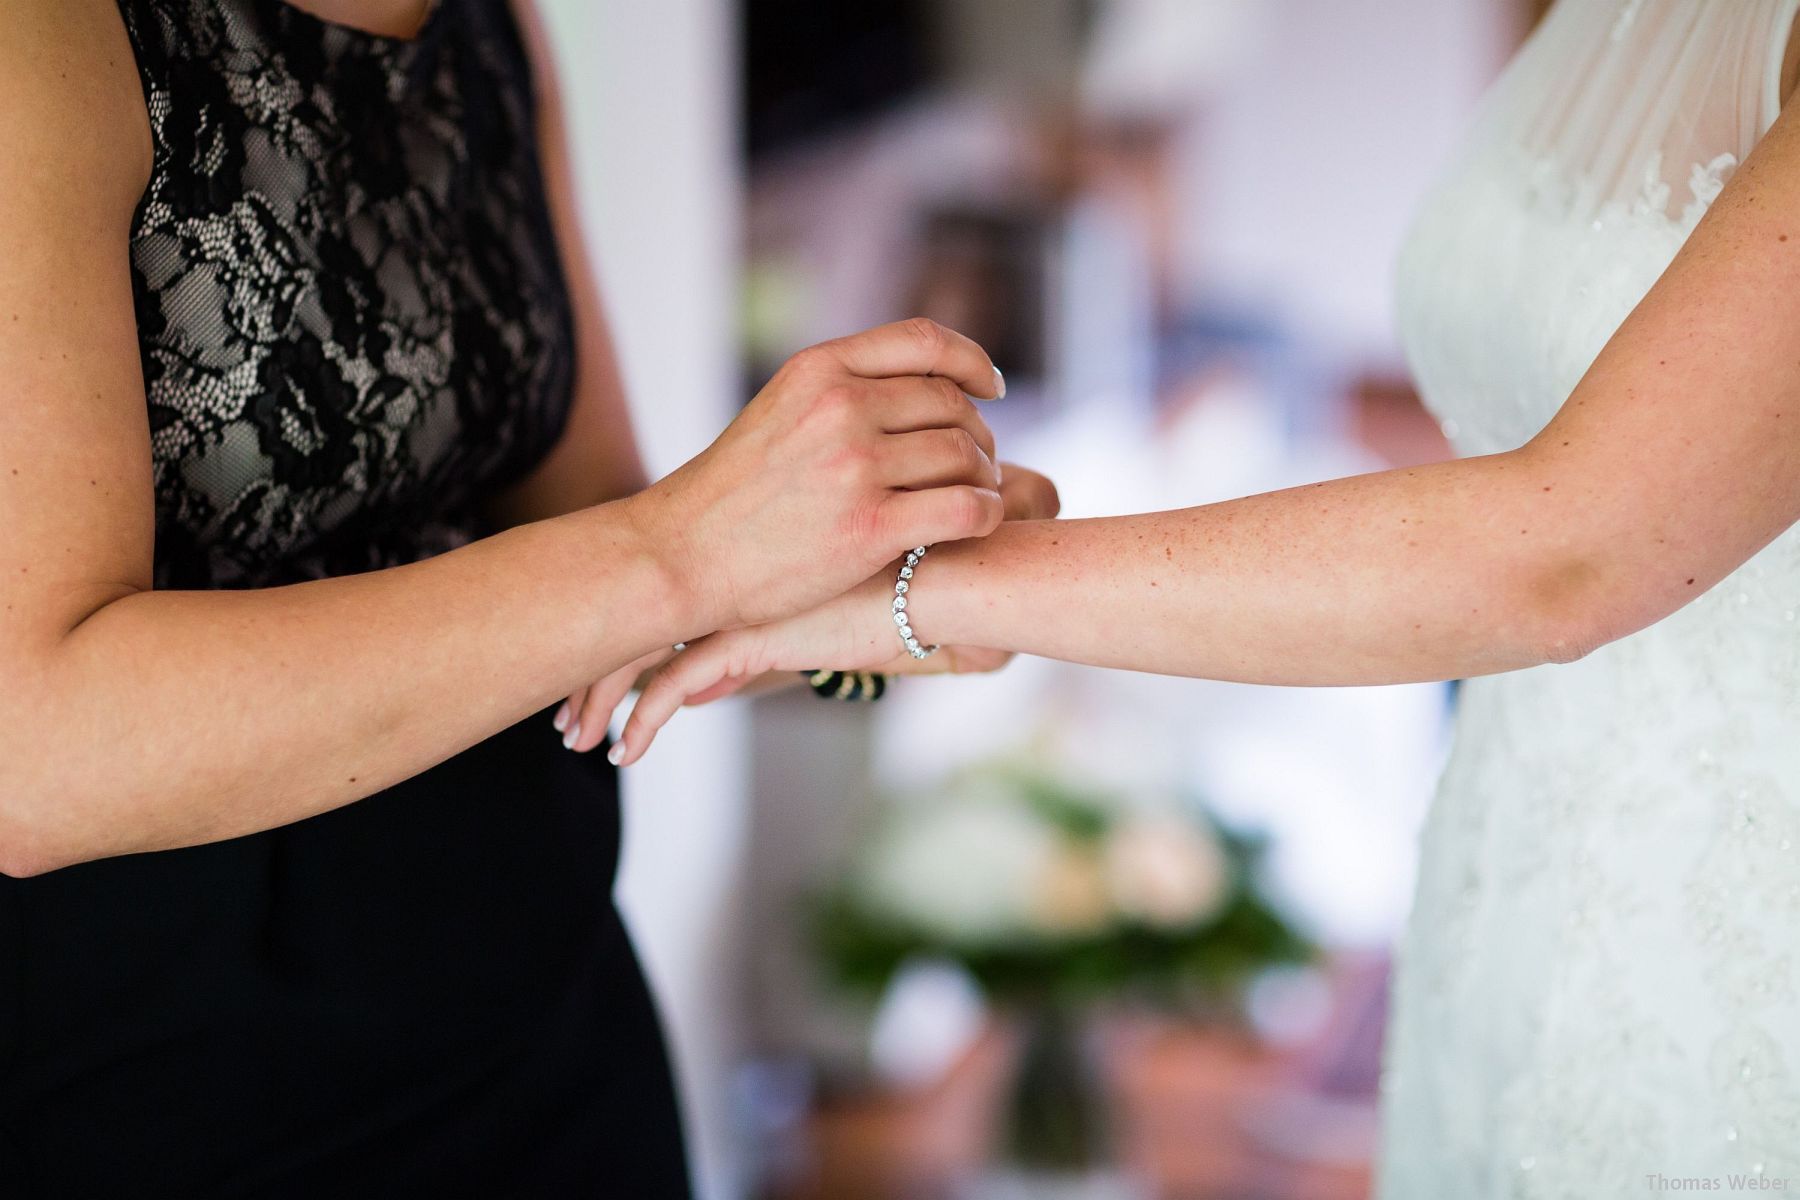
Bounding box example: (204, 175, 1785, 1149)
(117, 0, 575, 590)
(1379, 2, 1800, 1195)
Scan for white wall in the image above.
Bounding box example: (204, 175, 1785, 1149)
(1175, 0, 1517, 364)
(532, 3, 749, 1197)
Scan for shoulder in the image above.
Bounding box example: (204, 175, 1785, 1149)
(0, 0, 152, 234)
(502, 0, 559, 111)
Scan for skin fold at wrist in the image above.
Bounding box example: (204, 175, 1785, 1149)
(608, 490, 719, 645)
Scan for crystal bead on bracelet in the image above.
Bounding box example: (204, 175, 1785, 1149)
(894, 546, 939, 660)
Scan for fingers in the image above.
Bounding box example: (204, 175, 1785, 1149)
(864, 375, 997, 465)
(570, 662, 645, 753)
(555, 686, 588, 744)
(874, 484, 1004, 552)
(998, 462, 1061, 521)
(615, 638, 740, 766)
(879, 428, 1001, 492)
(685, 674, 758, 707)
(810, 318, 1004, 401)
(553, 646, 673, 754)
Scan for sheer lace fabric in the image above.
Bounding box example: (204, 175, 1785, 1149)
(119, 0, 575, 590)
(1381, 1, 1800, 1194)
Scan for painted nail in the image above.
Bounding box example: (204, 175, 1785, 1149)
(563, 723, 581, 751)
(607, 742, 627, 766)
(553, 702, 571, 732)
(992, 366, 1007, 400)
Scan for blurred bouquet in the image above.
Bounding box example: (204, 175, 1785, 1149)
(813, 757, 1313, 1188)
(814, 757, 1312, 1013)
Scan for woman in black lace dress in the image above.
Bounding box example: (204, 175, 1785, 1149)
(0, 0, 1047, 1193)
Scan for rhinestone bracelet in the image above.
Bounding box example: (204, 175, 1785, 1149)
(891, 546, 939, 660)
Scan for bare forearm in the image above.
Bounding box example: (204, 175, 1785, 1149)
(3, 500, 696, 874)
(911, 448, 1625, 686)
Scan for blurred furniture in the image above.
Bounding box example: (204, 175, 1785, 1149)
(767, 1014, 1373, 1200)
(1347, 372, 1453, 470)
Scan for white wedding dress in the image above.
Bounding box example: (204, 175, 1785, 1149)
(1380, 1, 1800, 1195)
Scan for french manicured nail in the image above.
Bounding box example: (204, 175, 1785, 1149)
(553, 702, 571, 732)
(563, 723, 581, 751)
(992, 366, 1006, 400)
(607, 742, 627, 766)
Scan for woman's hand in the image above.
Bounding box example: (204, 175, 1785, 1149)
(601, 573, 936, 763)
(567, 463, 1059, 760)
(623, 318, 1008, 634)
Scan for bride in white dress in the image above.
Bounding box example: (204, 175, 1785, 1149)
(1382, 2, 1800, 1194)
(588, 1, 1800, 1192)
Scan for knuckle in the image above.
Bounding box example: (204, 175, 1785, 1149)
(972, 488, 1003, 533)
(827, 443, 877, 487)
(947, 487, 984, 532)
(929, 375, 964, 407)
(968, 413, 997, 454)
(786, 344, 830, 374)
(901, 316, 946, 352)
(847, 496, 890, 552)
(810, 383, 861, 424)
(944, 427, 983, 469)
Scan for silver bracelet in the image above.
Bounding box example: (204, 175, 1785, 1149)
(892, 546, 939, 660)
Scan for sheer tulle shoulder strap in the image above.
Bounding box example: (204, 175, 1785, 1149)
(1468, 0, 1800, 230)
(1762, 0, 1800, 127)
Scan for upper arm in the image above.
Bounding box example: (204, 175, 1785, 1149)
(484, 0, 649, 529)
(0, 0, 155, 662)
(1518, 97, 1800, 644)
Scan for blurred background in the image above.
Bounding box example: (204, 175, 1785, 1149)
(536, 1, 1551, 1197)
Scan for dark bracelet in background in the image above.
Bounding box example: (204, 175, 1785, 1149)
(800, 669, 887, 701)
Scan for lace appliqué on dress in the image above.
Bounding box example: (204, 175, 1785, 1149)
(117, 0, 576, 590)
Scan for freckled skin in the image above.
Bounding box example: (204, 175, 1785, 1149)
(2, 0, 1022, 870)
(828, 94, 1800, 690)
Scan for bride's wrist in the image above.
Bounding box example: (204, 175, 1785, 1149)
(898, 520, 1042, 653)
(887, 539, 970, 653)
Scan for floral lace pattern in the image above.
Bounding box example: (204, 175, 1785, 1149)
(1380, 1, 1800, 1194)
(117, 0, 575, 589)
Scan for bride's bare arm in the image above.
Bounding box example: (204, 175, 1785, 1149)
(0, 1, 1005, 876)
(613, 69, 1800, 758)
(910, 456, 1597, 686)
(911, 91, 1800, 684)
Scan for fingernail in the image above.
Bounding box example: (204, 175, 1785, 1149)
(563, 723, 581, 751)
(553, 702, 570, 733)
(992, 366, 1007, 400)
(607, 742, 627, 766)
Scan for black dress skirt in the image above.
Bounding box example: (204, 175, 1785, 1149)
(0, 1, 693, 1193)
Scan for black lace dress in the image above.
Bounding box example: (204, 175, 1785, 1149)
(0, 1, 693, 1194)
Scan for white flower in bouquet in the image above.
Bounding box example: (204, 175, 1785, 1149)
(859, 785, 1059, 945)
(1028, 844, 1112, 937)
(1102, 813, 1231, 930)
